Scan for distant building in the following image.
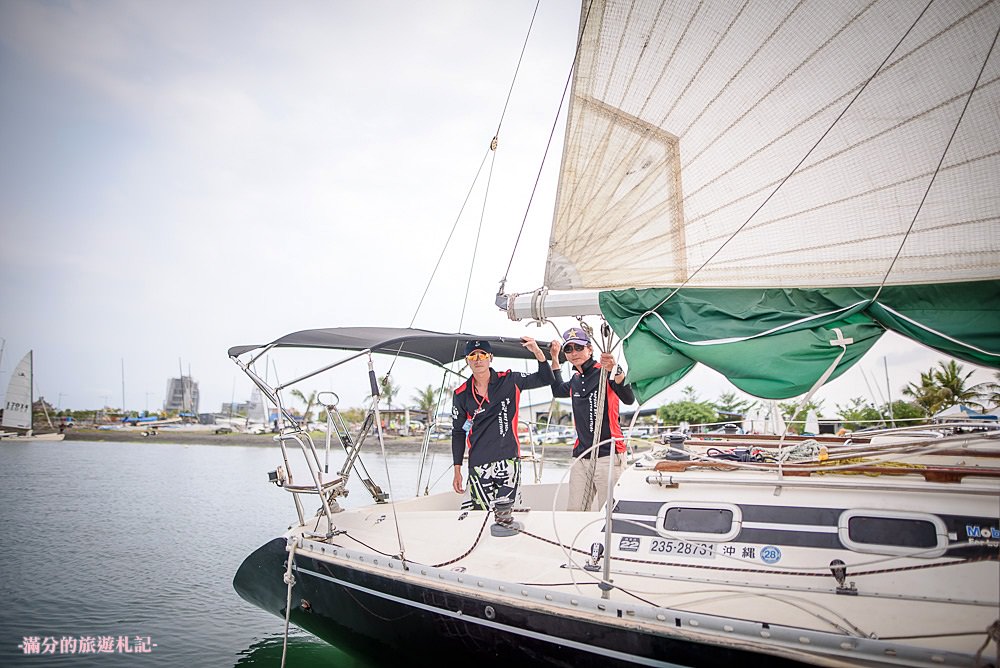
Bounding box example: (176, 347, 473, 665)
(164, 375, 199, 413)
(519, 398, 574, 426)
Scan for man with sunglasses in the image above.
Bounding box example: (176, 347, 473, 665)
(549, 328, 635, 511)
(451, 337, 553, 512)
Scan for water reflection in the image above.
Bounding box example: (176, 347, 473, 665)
(234, 631, 384, 667)
(0, 440, 573, 667)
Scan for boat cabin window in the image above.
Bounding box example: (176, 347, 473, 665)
(656, 502, 742, 542)
(838, 510, 948, 558)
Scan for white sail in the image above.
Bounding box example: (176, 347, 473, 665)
(248, 387, 269, 425)
(2, 351, 32, 431)
(805, 408, 820, 435)
(505, 0, 1000, 401)
(543, 0, 999, 291)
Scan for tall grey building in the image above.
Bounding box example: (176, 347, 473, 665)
(164, 376, 199, 413)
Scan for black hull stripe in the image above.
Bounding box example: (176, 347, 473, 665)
(614, 501, 996, 531)
(610, 520, 841, 548)
(296, 564, 687, 668)
(611, 505, 998, 554)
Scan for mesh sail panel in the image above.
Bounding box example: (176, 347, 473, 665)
(545, 0, 1000, 290)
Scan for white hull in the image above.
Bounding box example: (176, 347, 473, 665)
(237, 430, 1000, 667)
(0, 432, 65, 443)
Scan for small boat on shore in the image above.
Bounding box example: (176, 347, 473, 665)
(1, 350, 64, 443)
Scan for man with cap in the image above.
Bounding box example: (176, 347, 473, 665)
(451, 336, 553, 511)
(549, 327, 635, 511)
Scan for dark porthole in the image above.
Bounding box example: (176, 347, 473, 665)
(847, 516, 938, 548)
(663, 507, 734, 534)
(839, 511, 947, 557)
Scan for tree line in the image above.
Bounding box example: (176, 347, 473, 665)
(655, 361, 999, 432)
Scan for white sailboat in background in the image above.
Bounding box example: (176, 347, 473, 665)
(245, 387, 271, 434)
(1, 350, 65, 442)
(228, 1, 999, 666)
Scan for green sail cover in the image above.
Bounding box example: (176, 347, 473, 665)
(600, 280, 1000, 404)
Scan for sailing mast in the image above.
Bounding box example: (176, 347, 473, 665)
(30, 349, 34, 435)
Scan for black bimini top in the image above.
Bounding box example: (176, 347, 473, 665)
(228, 326, 546, 368)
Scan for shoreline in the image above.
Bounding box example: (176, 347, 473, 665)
(59, 427, 577, 459)
(62, 427, 438, 449)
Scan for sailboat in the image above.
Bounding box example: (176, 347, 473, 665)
(1, 351, 65, 442)
(230, 1, 999, 666)
(245, 386, 271, 434)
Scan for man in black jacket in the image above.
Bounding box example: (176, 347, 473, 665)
(451, 337, 552, 510)
(549, 327, 635, 511)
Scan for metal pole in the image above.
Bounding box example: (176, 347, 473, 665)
(884, 357, 895, 427)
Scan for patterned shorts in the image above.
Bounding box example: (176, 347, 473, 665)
(463, 457, 521, 511)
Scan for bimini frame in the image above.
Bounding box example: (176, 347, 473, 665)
(227, 327, 545, 535)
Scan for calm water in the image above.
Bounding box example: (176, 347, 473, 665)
(0, 439, 569, 666)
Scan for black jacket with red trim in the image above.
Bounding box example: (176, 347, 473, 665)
(551, 357, 635, 458)
(451, 362, 553, 468)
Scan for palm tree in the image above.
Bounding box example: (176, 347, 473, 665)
(412, 384, 440, 425)
(931, 360, 980, 410)
(289, 389, 317, 428)
(902, 369, 943, 416)
(378, 375, 400, 412)
(971, 371, 1000, 409)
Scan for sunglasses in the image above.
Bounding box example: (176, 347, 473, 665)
(466, 351, 491, 361)
(563, 343, 588, 353)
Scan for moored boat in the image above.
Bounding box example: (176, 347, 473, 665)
(229, 0, 1000, 664)
(230, 328, 999, 667)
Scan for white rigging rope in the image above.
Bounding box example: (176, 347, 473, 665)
(498, 1, 592, 293)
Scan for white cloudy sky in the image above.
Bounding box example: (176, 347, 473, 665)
(0, 0, 993, 418)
